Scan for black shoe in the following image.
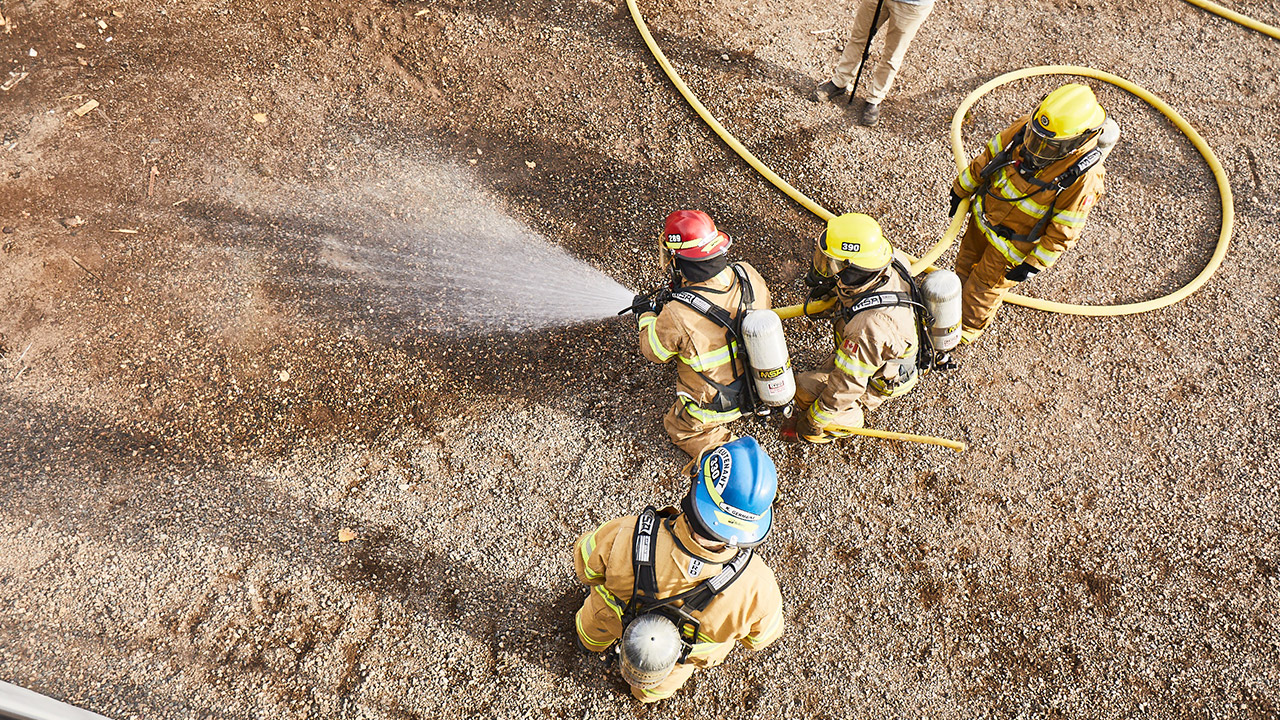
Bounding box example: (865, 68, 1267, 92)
(860, 101, 881, 126)
(813, 80, 848, 103)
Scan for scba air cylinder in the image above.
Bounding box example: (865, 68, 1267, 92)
(919, 269, 963, 351)
(741, 310, 796, 407)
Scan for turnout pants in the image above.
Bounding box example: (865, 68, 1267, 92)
(663, 400, 736, 474)
(794, 365, 866, 440)
(832, 0, 933, 104)
(954, 220, 1020, 333)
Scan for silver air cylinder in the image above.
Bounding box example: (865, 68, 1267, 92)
(919, 269, 963, 352)
(619, 614, 682, 689)
(1098, 117, 1121, 161)
(741, 309, 796, 407)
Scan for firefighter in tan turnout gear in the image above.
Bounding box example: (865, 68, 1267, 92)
(573, 436, 785, 703)
(783, 213, 929, 444)
(631, 210, 772, 472)
(949, 83, 1111, 343)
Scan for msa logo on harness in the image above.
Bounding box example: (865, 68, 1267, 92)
(671, 290, 715, 315)
(848, 293, 892, 314)
(841, 242, 861, 253)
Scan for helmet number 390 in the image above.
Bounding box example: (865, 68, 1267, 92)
(840, 242, 861, 253)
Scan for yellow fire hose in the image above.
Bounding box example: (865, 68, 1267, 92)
(839, 426, 967, 452)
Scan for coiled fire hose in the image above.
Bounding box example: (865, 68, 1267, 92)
(622, 0, 1269, 450)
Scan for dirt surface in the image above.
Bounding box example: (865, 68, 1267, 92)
(2, 0, 1279, 717)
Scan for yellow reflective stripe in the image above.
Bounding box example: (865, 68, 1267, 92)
(973, 198, 1027, 265)
(988, 133, 1005, 155)
(680, 397, 742, 423)
(681, 342, 738, 372)
(578, 529, 603, 581)
(638, 315, 657, 330)
(1030, 244, 1063, 266)
(575, 613, 615, 649)
(1053, 206, 1091, 226)
(957, 168, 979, 193)
(807, 401, 836, 428)
(990, 168, 1053, 217)
(746, 611, 784, 647)
(593, 585, 625, 620)
(644, 320, 677, 361)
(834, 348, 877, 378)
(639, 685, 679, 699)
(874, 371, 920, 398)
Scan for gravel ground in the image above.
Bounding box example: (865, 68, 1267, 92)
(1, 0, 1278, 718)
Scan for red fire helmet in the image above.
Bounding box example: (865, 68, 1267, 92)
(661, 210, 731, 261)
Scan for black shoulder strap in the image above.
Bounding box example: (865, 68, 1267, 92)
(625, 507, 663, 621)
(668, 289, 738, 334)
(624, 510, 754, 618)
(680, 547, 754, 612)
(730, 263, 755, 307)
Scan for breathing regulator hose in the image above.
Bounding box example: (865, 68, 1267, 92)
(623, 0, 1262, 448)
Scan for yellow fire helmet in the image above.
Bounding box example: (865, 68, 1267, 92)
(819, 213, 893, 272)
(1023, 83, 1107, 166)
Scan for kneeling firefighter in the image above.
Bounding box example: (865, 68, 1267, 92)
(630, 210, 777, 474)
(572, 436, 785, 703)
(948, 83, 1118, 344)
(784, 213, 958, 444)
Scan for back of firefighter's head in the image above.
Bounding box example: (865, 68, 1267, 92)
(819, 213, 893, 289)
(1021, 83, 1106, 169)
(681, 436, 777, 548)
(661, 210, 732, 283)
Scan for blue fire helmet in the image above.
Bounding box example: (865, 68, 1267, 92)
(681, 437, 777, 548)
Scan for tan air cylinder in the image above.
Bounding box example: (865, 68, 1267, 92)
(1098, 117, 1121, 161)
(919, 269, 963, 351)
(741, 309, 795, 407)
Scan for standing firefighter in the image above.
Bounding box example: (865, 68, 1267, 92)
(572, 436, 785, 703)
(784, 213, 941, 444)
(632, 210, 772, 473)
(949, 83, 1110, 344)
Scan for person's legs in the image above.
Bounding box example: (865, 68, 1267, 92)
(953, 219, 986, 284)
(663, 401, 734, 475)
(961, 240, 1018, 333)
(832, 0, 890, 88)
(865, 1, 933, 104)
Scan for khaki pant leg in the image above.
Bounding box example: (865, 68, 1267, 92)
(574, 594, 622, 653)
(961, 240, 1019, 331)
(795, 367, 833, 409)
(832, 0, 889, 87)
(631, 663, 698, 703)
(953, 219, 986, 285)
(662, 401, 734, 472)
(866, 0, 932, 104)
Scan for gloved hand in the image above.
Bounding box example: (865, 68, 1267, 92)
(802, 268, 836, 299)
(1004, 262, 1040, 283)
(630, 293, 660, 316)
(948, 190, 965, 218)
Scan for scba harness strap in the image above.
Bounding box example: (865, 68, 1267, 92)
(667, 264, 759, 414)
(623, 506, 753, 662)
(976, 123, 1103, 245)
(840, 259, 950, 373)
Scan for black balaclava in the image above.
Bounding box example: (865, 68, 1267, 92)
(675, 255, 729, 284)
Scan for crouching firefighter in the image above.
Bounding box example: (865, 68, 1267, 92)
(630, 210, 773, 474)
(783, 212, 955, 444)
(572, 436, 785, 703)
(948, 83, 1116, 344)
